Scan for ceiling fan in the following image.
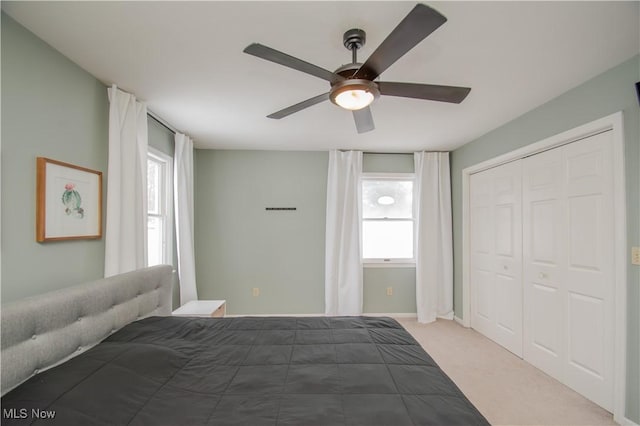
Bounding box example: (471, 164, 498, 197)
(243, 3, 471, 134)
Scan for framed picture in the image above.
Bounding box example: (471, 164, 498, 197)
(36, 157, 103, 242)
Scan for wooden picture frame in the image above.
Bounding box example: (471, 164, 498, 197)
(36, 157, 103, 242)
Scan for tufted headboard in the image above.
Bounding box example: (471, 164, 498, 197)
(0, 265, 175, 395)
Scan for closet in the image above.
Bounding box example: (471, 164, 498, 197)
(469, 130, 614, 411)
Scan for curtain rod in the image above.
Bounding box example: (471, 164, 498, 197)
(363, 151, 450, 154)
(147, 110, 180, 135)
(363, 152, 412, 155)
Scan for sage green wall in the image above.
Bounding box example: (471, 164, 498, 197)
(194, 150, 419, 315)
(1, 13, 108, 302)
(363, 267, 415, 313)
(194, 150, 328, 314)
(450, 55, 640, 422)
(363, 153, 414, 174)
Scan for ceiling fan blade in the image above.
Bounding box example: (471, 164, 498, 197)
(267, 92, 330, 119)
(378, 81, 471, 103)
(352, 4, 447, 81)
(353, 106, 375, 133)
(244, 43, 343, 83)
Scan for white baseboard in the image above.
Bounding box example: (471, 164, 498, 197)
(454, 315, 466, 326)
(225, 313, 418, 318)
(365, 313, 417, 318)
(225, 313, 322, 317)
(619, 416, 640, 426)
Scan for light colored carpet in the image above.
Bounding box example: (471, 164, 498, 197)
(397, 318, 616, 426)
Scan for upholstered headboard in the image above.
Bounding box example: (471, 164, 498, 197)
(1, 265, 174, 395)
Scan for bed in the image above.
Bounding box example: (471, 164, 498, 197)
(1, 266, 488, 426)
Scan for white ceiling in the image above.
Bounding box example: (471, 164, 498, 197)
(3, 1, 639, 151)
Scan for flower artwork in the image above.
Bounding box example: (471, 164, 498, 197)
(36, 157, 102, 242)
(62, 183, 84, 218)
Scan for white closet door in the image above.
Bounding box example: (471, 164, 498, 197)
(523, 147, 565, 379)
(470, 169, 494, 340)
(523, 130, 614, 410)
(470, 161, 523, 357)
(563, 131, 614, 410)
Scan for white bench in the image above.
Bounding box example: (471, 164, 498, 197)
(172, 300, 226, 318)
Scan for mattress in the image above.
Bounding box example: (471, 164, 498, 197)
(1, 316, 489, 425)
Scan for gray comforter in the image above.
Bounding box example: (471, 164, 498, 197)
(1, 316, 489, 425)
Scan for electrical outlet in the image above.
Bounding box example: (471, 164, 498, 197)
(386, 287, 393, 296)
(252, 287, 260, 297)
(632, 247, 640, 266)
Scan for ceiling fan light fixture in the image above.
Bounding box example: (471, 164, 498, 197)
(330, 79, 380, 111)
(334, 89, 374, 110)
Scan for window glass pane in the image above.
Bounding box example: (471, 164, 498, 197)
(147, 150, 172, 268)
(147, 159, 161, 215)
(362, 220, 413, 259)
(362, 180, 413, 218)
(148, 216, 164, 266)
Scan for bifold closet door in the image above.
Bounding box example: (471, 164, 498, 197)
(523, 130, 614, 411)
(522, 147, 565, 380)
(470, 160, 523, 357)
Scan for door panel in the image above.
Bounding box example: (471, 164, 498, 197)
(568, 194, 602, 272)
(530, 200, 556, 264)
(495, 205, 514, 256)
(470, 171, 495, 340)
(522, 130, 613, 411)
(563, 131, 614, 410)
(495, 273, 518, 334)
(475, 269, 493, 321)
(530, 283, 561, 361)
(473, 206, 492, 254)
(568, 293, 605, 378)
(491, 162, 523, 356)
(470, 161, 522, 357)
(523, 148, 564, 378)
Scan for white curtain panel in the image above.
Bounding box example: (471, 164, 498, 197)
(414, 151, 454, 323)
(174, 133, 198, 304)
(325, 150, 363, 316)
(104, 85, 148, 277)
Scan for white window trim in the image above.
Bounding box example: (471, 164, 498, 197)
(363, 262, 416, 268)
(361, 172, 416, 266)
(148, 147, 174, 266)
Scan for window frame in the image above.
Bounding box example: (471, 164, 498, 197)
(360, 172, 416, 267)
(147, 147, 174, 267)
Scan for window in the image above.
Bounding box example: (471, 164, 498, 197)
(147, 148, 173, 267)
(361, 174, 415, 264)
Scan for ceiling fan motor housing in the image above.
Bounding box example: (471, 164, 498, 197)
(333, 63, 361, 80)
(332, 29, 378, 110)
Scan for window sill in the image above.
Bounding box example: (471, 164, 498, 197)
(363, 262, 416, 268)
